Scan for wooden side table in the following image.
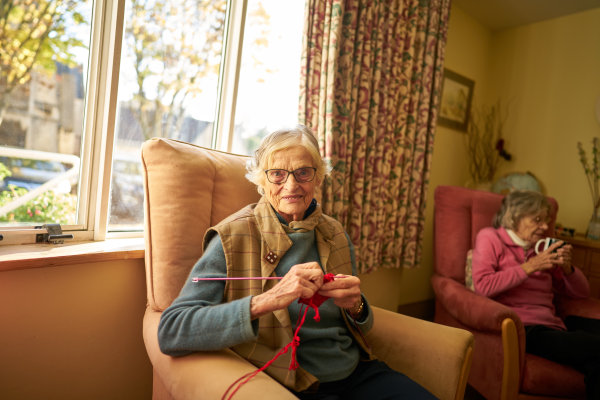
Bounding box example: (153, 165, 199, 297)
(560, 234, 600, 298)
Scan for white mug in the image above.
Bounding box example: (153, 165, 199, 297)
(534, 237, 562, 254)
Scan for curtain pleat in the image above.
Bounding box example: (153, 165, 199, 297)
(300, 0, 451, 272)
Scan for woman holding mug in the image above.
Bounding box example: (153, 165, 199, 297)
(472, 190, 600, 399)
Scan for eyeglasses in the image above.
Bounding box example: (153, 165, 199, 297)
(532, 214, 550, 225)
(264, 167, 317, 184)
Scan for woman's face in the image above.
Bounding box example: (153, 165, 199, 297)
(262, 146, 319, 223)
(514, 210, 549, 244)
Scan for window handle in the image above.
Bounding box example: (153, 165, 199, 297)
(35, 224, 73, 244)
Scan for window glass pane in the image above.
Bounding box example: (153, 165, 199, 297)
(231, 0, 305, 156)
(110, 0, 227, 230)
(0, 0, 92, 226)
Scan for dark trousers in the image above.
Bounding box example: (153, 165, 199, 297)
(525, 316, 600, 400)
(290, 360, 437, 400)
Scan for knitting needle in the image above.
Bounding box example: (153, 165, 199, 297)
(192, 274, 351, 282)
(192, 276, 284, 282)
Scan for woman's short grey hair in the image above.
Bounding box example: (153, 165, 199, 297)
(493, 190, 552, 230)
(245, 125, 330, 194)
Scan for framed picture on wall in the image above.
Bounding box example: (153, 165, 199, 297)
(438, 69, 474, 132)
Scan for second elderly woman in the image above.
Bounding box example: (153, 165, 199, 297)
(472, 190, 600, 399)
(158, 125, 435, 399)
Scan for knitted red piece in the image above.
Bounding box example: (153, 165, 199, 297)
(297, 273, 335, 322)
(222, 273, 336, 400)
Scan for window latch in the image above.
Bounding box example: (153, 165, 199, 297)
(35, 224, 74, 244)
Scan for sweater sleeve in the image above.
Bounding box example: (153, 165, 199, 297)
(157, 235, 258, 356)
(472, 228, 529, 298)
(343, 233, 374, 333)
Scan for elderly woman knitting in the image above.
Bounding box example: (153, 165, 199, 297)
(158, 125, 434, 399)
(472, 190, 600, 399)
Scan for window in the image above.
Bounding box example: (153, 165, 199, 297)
(229, 0, 305, 155)
(0, 0, 91, 241)
(0, 0, 305, 242)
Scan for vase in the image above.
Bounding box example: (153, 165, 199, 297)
(586, 212, 600, 240)
(465, 180, 493, 192)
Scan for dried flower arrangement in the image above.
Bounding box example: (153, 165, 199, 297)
(466, 101, 512, 186)
(577, 137, 600, 220)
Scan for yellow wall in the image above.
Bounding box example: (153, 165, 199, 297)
(489, 8, 600, 233)
(0, 259, 152, 400)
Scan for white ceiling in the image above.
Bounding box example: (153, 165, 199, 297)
(453, 0, 600, 31)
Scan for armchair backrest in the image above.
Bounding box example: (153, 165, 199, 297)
(142, 138, 261, 312)
(433, 185, 557, 283)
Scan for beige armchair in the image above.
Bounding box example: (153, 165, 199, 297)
(142, 138, 474, 400)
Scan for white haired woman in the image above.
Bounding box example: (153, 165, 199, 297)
(158, 125, 435, 399)
(472, 190, 600, 398)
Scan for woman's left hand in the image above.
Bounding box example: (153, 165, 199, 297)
(317, 274, 362, 309)
(554, 244, 574, 274)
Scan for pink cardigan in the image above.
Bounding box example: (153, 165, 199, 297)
(472, 227, 590, 330)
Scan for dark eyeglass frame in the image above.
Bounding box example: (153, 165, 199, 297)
(264, 167, 317, 184)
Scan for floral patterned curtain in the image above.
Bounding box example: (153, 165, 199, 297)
(299, 0, 451, 272)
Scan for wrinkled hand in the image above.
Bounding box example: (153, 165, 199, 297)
(317, 274, 362, 310)
(555, 243, 574, 274)
(250, 262, 324, 319)
(522, 241, 571, 275)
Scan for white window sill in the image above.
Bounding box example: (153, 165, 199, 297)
(0, 237, 145, 272)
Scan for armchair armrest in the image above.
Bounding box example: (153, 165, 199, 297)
(432, 274, 528, 400)
(367, 306, 474, 400)
(431, 274, 523, 333)
(143, 308, 297, 400)
(556, 296, 600, 320)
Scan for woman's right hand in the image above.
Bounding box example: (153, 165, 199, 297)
(522, 241, 564, 275)
(250, 262, 324, 319)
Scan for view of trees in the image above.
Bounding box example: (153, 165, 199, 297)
(121, 0, 270, 142)
(0, 0, 88, 127)
(123, 0, 226, 140)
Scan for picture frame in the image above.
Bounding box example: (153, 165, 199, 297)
(438, 69, 475, 132)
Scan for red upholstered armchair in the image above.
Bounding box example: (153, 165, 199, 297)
(431, 185, 600, 400)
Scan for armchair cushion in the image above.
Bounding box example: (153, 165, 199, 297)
(142, 138, 260, 311)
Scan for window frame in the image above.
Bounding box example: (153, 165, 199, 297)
(0, 0, 252, 245)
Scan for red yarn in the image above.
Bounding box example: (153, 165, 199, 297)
(297, 273, 335, 321)
(222, 273, 336, 400)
